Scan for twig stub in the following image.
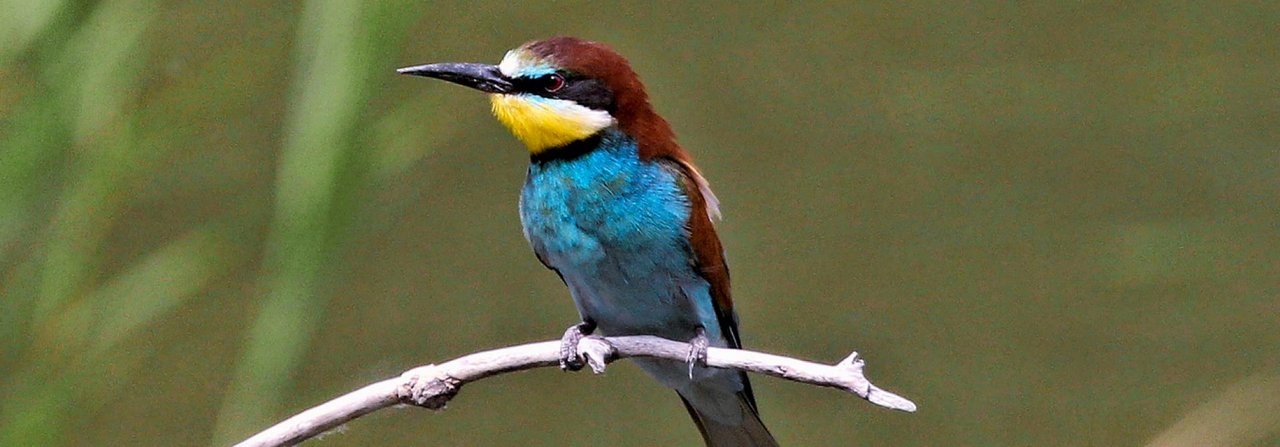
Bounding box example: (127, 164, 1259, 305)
(398, 365, 458, 410)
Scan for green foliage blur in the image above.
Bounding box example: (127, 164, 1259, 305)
(1, 1, 1277, 446)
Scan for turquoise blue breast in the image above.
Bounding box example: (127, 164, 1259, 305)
(519, 129, 712, 338)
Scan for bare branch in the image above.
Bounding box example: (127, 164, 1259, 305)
(233, 335, 916, 447)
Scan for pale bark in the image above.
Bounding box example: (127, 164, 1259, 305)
(234, 335, 916, 447)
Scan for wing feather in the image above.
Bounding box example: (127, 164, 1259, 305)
(661, 159, 738, 347)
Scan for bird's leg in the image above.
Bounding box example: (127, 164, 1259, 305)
(559, 319, 597, 371)
(686, 326, 710, 379)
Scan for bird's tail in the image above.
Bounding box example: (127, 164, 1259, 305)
(679, 390, 778, 447)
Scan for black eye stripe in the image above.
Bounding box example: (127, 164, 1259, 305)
(514, 73, 614, 112)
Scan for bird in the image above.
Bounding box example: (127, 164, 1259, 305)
(398, 37, 778, 447)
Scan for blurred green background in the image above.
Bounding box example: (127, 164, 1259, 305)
(2, 1, 1278, 446)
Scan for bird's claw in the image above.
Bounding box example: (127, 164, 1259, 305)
(686, 327, 709, 379)
(559, 320, 595, 371)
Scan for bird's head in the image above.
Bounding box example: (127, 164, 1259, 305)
(399, 37, 666, 155)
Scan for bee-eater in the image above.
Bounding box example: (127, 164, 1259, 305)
(399, 37, 778, 447)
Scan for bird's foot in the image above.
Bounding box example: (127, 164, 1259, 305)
(559, 320, 596, 372)
(686, 327, 709, 379)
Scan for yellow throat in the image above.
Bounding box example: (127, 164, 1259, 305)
(489, 93, 614, 154)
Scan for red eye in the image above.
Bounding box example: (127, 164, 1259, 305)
(544, 74, 566, 93)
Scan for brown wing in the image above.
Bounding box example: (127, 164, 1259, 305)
(661, 158, 739, 349)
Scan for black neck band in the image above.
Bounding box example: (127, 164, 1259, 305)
(529, 132, 605, 164)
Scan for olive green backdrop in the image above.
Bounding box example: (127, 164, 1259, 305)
(2, 1, 1277, 446)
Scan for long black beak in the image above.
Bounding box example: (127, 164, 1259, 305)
(397, 62, 513, 94)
